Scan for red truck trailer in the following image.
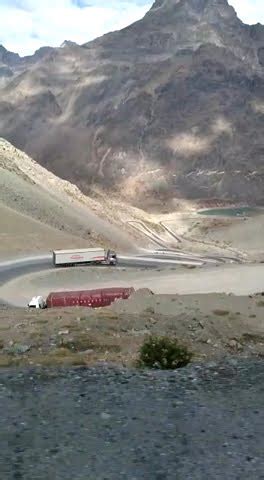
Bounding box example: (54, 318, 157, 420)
(32, 287, 135, 309)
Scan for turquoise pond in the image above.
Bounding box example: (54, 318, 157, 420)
(197, 207, 261, 217)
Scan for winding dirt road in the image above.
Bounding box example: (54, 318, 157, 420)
(0, 218, 255, 308)
(1, 255, 264, 308)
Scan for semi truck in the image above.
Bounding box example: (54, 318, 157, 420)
(52, 248, 117, 267)
(28, 287, 135, 309)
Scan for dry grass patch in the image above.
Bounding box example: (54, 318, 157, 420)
(0, 355, 17, 367)
(21, 353, 88, 368)
(241, 333, 264, 344)
(56, 332, 121, 354)
(31, 320, 49, 326)
(213, 309, 230, 316)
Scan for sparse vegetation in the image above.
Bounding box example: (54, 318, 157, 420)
(137, 335, 192, 370)
(213, 309, 230, 316)
(57, 333, 120, 354)
(57, 334, 100, 352)
(0, 291, 264, 368)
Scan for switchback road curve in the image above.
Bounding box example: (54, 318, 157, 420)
(0, 244, 243, 289)
(0, 255, 264, 308)
(0, 251, 207, 288)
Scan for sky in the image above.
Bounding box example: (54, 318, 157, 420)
(0, 0, 263, 56)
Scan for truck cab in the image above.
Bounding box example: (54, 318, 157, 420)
(28, 296, 46, 309)
(107, 250, 117, 265)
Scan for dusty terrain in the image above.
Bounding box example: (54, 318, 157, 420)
(0, 289, 264, 368)
(0, 138, 140, 256)
(0, 202, 98, 257)
(3, 136, 264, 263)
(0, 0, 263, 206)
(194, 214, 264, 257)
(164, 211, 264, 261)
(1, 360, 263, 479)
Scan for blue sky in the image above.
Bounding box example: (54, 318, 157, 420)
(0, 0, 263, 56)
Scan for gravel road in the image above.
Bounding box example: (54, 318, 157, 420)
(0, 359, 263, 479)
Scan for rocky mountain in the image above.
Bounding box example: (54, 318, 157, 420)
(0, 0, 263, 207)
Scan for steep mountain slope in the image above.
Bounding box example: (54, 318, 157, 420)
(0, 139, 136, 256)
(0, 0, 263, 207)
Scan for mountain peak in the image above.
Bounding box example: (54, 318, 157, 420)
(148, 0, 240, 28)
(91, 0, 245, 63)
(149, 0, 239, 20)
(0, 45, 20, 65)
(151, 0, 232, 10)
(60, 40, 79, 48)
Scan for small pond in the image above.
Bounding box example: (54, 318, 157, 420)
(197, 207, 261, 217)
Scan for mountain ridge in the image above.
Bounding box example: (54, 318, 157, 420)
(0, 0, 263, 208)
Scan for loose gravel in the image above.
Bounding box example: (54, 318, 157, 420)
(0, 359, 263, 479)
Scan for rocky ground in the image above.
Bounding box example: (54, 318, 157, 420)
(1, 284, 264, 480)
(0, 359, 264, 479)
(0, 290, 264, 368)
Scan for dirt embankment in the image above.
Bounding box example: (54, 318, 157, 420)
(0, 290, 264, 368)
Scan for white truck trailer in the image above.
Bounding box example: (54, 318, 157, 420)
(52, 248, 117, 267)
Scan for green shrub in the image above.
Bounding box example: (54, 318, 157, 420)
(138, 335, 192, 370)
